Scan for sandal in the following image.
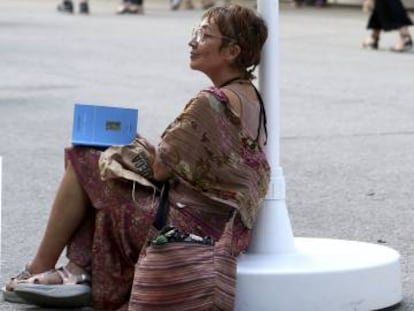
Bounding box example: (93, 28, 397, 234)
(362, 35, 379, 50)
(13, 266, 91, 308)
(391, 34, 413, 52)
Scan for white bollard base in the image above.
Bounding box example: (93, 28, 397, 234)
(236, 237, 402, 311)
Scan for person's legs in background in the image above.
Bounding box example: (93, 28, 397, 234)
(79, 0, 89, 14)
(364, 0, 413, 52)
(57, 0, 74, 13)
(57, 0, 89, 14)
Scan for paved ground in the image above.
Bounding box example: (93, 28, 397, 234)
(1, 0, 414, 310)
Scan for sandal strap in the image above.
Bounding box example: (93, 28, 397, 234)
(28, 268, 60, 285)
(55, 266, 91, 285)
(12, 268, 32, 281)
(8, 267, 56, 289)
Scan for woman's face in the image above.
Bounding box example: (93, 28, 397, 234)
(188, 18, 233, 77)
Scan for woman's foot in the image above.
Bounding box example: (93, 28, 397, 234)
(2, 261, 90, 303)
(391, 35, 413, 52)
(13, 265, 91, 308)
(2, 263, 77, 303)
(362, 35, 379, 50)
(2, 265, 35, 303)
(10, 263, 91, 308)
(25, 262, 90, 285)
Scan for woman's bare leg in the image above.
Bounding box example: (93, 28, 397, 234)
(27, 161, 90, 274)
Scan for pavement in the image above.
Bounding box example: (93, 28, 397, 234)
(0, 0, 414, 310)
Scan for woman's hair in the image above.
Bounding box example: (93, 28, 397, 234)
(203, 4, 268, 80)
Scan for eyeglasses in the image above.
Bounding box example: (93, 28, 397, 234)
(191, 27, 235, 44)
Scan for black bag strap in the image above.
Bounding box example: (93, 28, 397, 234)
(153, 182, 170, 231)
(251, 83, 268, 145)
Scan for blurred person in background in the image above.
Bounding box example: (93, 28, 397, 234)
(315, 0, 327, 7)
(362, 0, 412, 52)
(170, 0, 217, 10)
(57, 0, 89, 14)
(292, 0, 326, 8)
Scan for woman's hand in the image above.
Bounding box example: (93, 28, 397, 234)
(152, 153, 171, 181)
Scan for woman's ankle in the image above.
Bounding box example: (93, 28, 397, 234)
(66, 261, 88, 275)
(372, 30, 380, 39)
(26, 262, 53, 275)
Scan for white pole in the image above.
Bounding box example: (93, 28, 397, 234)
(259, 0, 281, 168)
(248, 0, 295, 254)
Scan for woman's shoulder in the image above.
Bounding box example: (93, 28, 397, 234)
(192, 86, 243, 117)
(196, 86, 229, 105)
(182, 87, 231, 115)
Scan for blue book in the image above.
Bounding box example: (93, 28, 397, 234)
(71, 104, 138, 147)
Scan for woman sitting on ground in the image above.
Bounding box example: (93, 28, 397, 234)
(3, 4, 270, 310)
